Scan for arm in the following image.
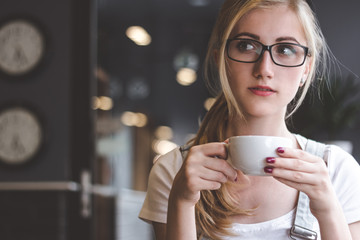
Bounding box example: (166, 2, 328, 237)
(166, 194, 197, 240)
(349, 221, 360, 239)
(266, 147, 354, 239)
(152, 222, 166, 240)
(308, 189, 352, 240)
(152, 212, 197, 240)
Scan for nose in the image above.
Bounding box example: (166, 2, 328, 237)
(252, 50, 275, 80)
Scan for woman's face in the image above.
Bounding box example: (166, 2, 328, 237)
(226, 5, 311, 119)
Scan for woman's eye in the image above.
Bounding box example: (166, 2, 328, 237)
(236, 40, 255, 52)
(276, 45, 297, 56)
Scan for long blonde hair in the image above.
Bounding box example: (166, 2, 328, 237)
(192, 0, 330, 238)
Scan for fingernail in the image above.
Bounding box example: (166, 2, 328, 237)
(264, 166, 273, 173)
(277, 147, 285, 153)
(266, 157, 276, 163)
(234, 176, 238, 182)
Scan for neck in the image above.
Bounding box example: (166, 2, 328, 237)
(226, 114, 292, 139)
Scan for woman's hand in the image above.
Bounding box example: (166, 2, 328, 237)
(264, 147, 335, 215)
(170, 142, 238, 206)
(265, 147, 353, 240)
(166, 142, 238, 240)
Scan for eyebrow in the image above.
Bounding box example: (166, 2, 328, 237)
(276, 36, 300, 44)
(232, 32, 301, 44)
(232, 32, 260, 40)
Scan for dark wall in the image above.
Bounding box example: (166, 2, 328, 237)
(315, 0, 360, 77)
(311, 0, 360, 160)
(0, 0, 96, 239)
(0, 0, 72, 180)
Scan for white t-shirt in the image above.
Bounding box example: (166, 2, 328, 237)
(139, 135, 360, 239)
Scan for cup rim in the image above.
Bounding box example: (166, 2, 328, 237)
(228, 135, 290, 140)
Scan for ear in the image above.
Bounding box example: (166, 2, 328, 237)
(300, 58, 312, 87)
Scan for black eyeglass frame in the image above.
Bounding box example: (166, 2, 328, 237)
(226, 38, 311, 68)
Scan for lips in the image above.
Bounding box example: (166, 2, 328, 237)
(248, 85, 276, 96)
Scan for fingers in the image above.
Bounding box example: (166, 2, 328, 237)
(265, 156, 315, 174)
(173, 143, 239, 202)
(264, 147, 330, 194)
(188, 143, 237, 181)
(184, 172, 223, 192)
(276, 147, 323, 164)
(265, 147, 325, 173)
(203, 156, 237, 181)
(181, 143, 238, 185)
(200, 168, 228, 183)
(190, 142, 228, 160)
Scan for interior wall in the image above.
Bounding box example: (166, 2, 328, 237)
(309, 0, 360, 160)
(315, 0, 360, 77)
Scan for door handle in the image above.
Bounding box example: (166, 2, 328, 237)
(0, 170, 118, 219)
(0, 181, 80, 191)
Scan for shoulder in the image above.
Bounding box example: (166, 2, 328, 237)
(151, 147, 184, 180)
(139, 147, 184, 223)
(325, 144, 360, 179)
(324, 144, 360, 224)
(145, 146, 184, 197)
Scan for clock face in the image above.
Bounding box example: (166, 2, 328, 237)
(0, 107, 43, 165)
(0, 19, 45, 76)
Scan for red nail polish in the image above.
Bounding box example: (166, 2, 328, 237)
(277, 147, 285, 153)
(264, 167, 273, 173)
(266, 157, 276, 163)
(234, 177, 238, 182)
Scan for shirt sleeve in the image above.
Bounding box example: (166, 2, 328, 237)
(327, 145, 360, 224)
(138, 147, 183, 224)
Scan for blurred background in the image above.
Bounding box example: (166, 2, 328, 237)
(0, 0, 359, 239)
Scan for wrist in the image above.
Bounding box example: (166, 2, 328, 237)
(168, 189, 198, 210)
(169, 179, 201, 207)
(316, 209, 352, 240)
(310, 184, 338, 216)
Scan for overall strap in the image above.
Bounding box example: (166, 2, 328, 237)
(290, 138, 326, 240)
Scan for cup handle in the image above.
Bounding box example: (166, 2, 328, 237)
(223, 142, 231, 162)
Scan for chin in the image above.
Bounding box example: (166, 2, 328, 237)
(242, 107, 285, 119)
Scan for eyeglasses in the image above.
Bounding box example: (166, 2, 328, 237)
(226, 38, 310, 67)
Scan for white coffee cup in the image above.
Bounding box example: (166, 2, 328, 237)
(227, 135, 293, 176)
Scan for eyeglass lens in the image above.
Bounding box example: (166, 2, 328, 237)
(227, 39, 307, 67)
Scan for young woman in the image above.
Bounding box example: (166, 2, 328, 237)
(139, 0, 360, 239)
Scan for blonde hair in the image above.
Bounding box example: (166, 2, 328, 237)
(193, 0, 330, 238)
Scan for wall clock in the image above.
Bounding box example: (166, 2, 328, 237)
(0, 19, 45, 76)
(0, 106, 43, 165)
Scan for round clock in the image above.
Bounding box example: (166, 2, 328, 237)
(0, 107, 43, 165)
(0, 19, 45, 76)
